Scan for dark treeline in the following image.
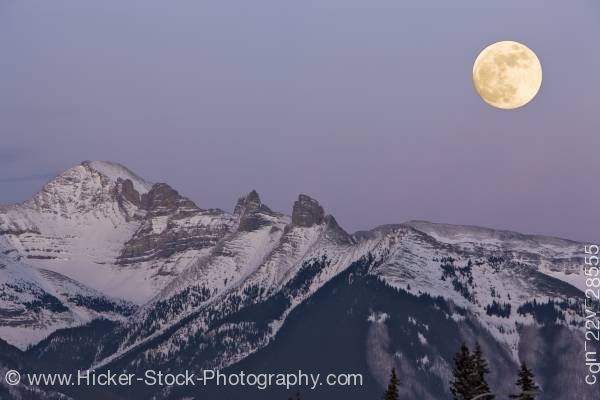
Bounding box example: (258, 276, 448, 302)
(382, 343, 540, 400)
(286, 343, 539, 399)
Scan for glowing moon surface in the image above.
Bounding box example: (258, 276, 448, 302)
(472, 41, 542, 109)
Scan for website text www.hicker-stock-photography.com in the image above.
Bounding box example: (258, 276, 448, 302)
(3, 369, 364, 391)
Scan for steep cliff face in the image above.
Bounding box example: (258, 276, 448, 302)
(291, 194, 324, 227)
(117, 182, 234, 265)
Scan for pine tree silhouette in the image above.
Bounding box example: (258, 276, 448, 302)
(383, 367, 399, 400)
(450, 344, 477, 400)
(509, 363, 540, 399)
(472, 343, 494, 399)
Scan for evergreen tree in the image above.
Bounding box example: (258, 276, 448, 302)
(509, 363, 540, 400)
(450, 343, 495, 400)
(450, 344, 477, 400)
(472, 343, 494, 399)
(383, 367, 399, 400)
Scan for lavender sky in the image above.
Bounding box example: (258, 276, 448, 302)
(1, 0, 599, 242)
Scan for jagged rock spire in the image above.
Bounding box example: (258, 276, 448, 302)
(234, 190, 274, 231)
(292, 194, 325, 227)
(141, 183, 199, 216)
(234, 190, 262, 215)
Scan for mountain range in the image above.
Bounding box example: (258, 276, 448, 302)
(0, 161, 594, 399)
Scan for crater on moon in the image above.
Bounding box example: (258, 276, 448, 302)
(472, 41, 542, 110)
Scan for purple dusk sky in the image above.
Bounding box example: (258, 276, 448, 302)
(1, 0, 599, 242)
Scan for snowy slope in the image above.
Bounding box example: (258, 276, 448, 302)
(360, 225, 584, 360)
(0, 161, 233, 303)
(404, 221, 585, 291)
(0, 161, 151, 300)
(0, 253, 135, 350)
(85, 161, 153, 194)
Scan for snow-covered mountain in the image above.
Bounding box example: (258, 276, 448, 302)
(0, 253, 135, 350)
(0, 161, 233, 303)
(0, 161, 593, 399)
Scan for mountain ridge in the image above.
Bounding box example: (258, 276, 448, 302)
(0, 160, 593, 399)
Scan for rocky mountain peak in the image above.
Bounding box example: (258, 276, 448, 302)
(234, 190, 276, 232)
(82, 160, 152, 194)
(245, 189, 261, 204)
(324, 215, 353, 244)
(23, 161, 152, 218)
(234, 190, 263, 215)
(28, 163, 110, 217)
(141, 183, 199, 217)
(292, 194, 324, 227)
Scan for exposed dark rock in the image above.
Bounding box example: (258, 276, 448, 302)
(0, 228, 41, 236)
(118, 183, 231, 264)
(234, 190, 272, 215)
(292, 194, 324, 227)
(116, 178, 140, 207)
(324, 215, 353, 244)
(235, 190, 275, 232)
(141, 183, 199, 216)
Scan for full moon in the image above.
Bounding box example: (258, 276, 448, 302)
(472, 41, 542, 110)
